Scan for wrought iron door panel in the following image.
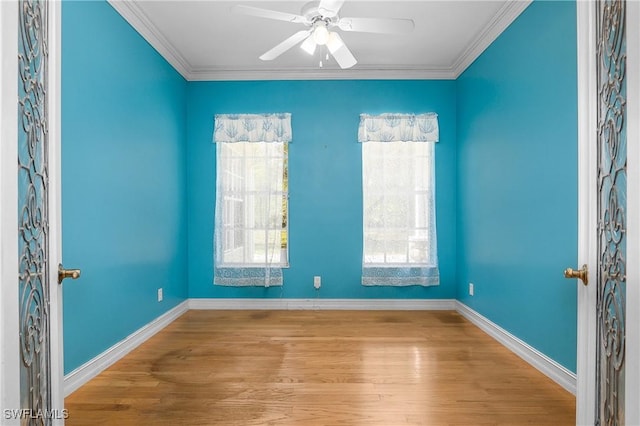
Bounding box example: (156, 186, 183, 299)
(18, 0, 51, 424)
(595, 0, 626, 424)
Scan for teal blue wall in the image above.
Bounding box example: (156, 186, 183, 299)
(456, 1, 578, 372)
(187, 81, 457, 299)
(62, 1, 188, 373)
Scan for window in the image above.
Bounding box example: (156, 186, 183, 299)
(213, 114, 290, 287)
(218, 142, 288, 266)
(359, 113, 439, 286)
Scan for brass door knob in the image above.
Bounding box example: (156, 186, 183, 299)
(58, 263, 81, 284)
(564, 264, 588, 285)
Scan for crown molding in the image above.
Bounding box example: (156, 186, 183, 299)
(451, 0, 533, 78)
(187, 66, 456, 81)
(109, 0, 530, 82)
(107, 0, 192, 79)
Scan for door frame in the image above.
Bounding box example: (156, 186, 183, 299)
(625, 1, 640, 424)
(0, 0, 64, 423)
(576, 1, 639, 424)
(49, 0, 65, 420)
(0, 0, 21, 418)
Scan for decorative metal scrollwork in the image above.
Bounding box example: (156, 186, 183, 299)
(18, 0, 51, 424)
(595, 0, 626, 424)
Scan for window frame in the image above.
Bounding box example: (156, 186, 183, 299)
(216, 141, 289, 269)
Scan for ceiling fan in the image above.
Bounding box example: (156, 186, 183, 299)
(231, 0, 415, 69)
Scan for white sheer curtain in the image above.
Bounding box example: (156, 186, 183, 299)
(359, 113, 439, 286)
(213, 113, 291, 287)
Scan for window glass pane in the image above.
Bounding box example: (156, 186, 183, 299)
(383, 231, 409, 264)
(233, 199, 244, 228)
(251, 142, 267, 157)
(266, 230, 283, 263)
(247, 229, 265, 263)
(222, 230, 244, 264)
(363, 194, 384, 228)
(415, 163, 428, 191)
(409, 233, 429, 263)
(363, 234, 385, 263)
(362, 141, 434, 267)
(383, 194, 411, 228)
(216, 140, 288, 268)
(384, 152, 409, 192)
(414, 193, 428, 228)
(266, 158, 285, 191)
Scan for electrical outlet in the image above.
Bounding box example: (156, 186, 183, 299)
(469, 283, 474, 296)
(314, 276, 321, 289)
(157, 288, 163, 302)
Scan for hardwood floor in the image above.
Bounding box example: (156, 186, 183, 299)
(65, 310, 575, 425)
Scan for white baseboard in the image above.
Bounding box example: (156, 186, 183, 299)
(63, 300, 189, 396)
(188, 298, 456, 311)
(455, 301, 577, 395)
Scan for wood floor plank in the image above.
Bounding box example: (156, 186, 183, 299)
(65, 310, 575, 425)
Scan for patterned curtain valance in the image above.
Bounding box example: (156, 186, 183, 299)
(213, 113, 292, 143)
(358, 113, 439, 143)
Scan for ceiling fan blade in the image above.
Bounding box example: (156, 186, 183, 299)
(231, 5, 308, 25)
(337, 17, 415, 34)
(327, 33, 357, 69)
(260, 30, 312, 61)
(318, 0, 345, 17)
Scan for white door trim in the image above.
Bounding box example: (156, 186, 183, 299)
(0, 1, 21, 422)
(575, 1, 598, 424)
(625, 1, 640, 423)
(48, 1, 65, 422)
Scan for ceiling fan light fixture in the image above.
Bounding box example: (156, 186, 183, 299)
(312, 24, 329, 45)
(326, 31, 343, 53)
(300, 35, 317, 55)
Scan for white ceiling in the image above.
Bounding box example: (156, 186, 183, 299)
(109, 0, 531, 81)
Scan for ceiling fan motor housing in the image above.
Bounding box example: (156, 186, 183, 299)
(302, 1, 340, 24)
